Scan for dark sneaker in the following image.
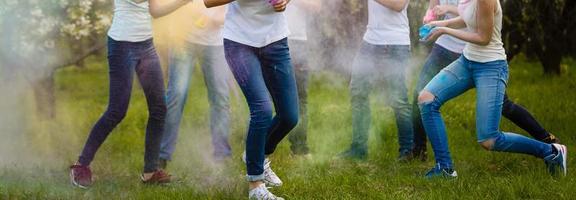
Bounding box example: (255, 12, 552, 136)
(70, 164, 92, 189)
(397, 151, 414, 163)
(141, 169, 171, 184)
(337, 149, 367, 160)
(425, 165, 458, 179)
(545, 144, 567, 177)
(542, 134, 561, 144)
(159, 159, 168, 170)
(412, 147, 428, 162)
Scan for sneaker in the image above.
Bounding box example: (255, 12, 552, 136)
(141, 169, 171, 184)
(425, 165, 458, 179)
(241, 152, 283, 187)
(545, 143, 567, 176)
(542, 134, 561, 144)
(337, 149, 367, 160)
(249, 184, 284, 200)
(263, 159, 282, 187)
(70, 164, 93, 189)
(412, 147, 428, 162)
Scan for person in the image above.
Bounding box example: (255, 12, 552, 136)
(205, 0, 296, 199)
(339, 0, 415, 161)
(285, 0, 321, 157)
(420, 0, 567, 178)
(159, 2, 232, 169)
(411, 0, 560, 162)
(69, 0, 192, 189)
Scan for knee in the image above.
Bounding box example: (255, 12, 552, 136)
(417, 90, 436, 105)
(150, 103, 167, 121)
(251, 104, 274, 124)
(281, 111, 299, 130)
(104, 108, 128, 124)
(479, 139, 496, 151)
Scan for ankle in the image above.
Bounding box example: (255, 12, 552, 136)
(249, 181, 264, 190)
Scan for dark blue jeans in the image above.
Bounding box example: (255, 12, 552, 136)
(412, 44, 551, 152)
(224, 38, 299, 181)
(78, 37, 167, 173)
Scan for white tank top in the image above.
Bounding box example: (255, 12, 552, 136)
(460, 0, 507, 62)
(363, 0, 411, 45)
(223, 0, 290, 48)
(107, 0, 153, 42)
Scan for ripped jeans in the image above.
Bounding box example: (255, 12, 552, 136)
(419, 56, 554, 169)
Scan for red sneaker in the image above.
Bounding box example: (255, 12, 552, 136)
(70, 164, 92, 189)
(141, 169, 171, 184)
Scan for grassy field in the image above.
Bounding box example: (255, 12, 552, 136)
(1, 55, 575, 199)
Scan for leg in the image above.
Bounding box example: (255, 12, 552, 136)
(412, 45, 461, 154)
(382, 46, 414, 156)
(347, 42, 377, 155)
(288, 40, 311, 155)
(224, 39, 271, 181)
(201, 45, 233, 158)
(136, 44, 167, 173)
(418, 57, 474, 169)
(472, 60, 553, 159)
(78, 39, 135, 166)
(261, 38, 300, 155)
(160, 45, 196, 161)
(501, 94, 551, 141)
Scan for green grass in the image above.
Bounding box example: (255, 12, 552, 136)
(1, 55, 575, 199)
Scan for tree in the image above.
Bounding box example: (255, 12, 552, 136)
(502, 0, 576, 75)
(0, 0, 112, 118)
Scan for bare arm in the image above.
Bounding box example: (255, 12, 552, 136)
(375, 0, 409, 12)
(427, 0, 496, 46)
(204, 0, 234, 8)
(427, 0, 439, 10)
(433, 5, 459, 16)
(429, 16, 466, 29)
(149, 0, 192, 18)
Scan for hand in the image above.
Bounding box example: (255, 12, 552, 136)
(271, 0, 289, 12)
(422, 9, 436, 24)
(425, 27, 446, 43)
(433, 5, 449, 16)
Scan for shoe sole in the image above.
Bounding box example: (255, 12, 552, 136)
(69, 170, 88, 189)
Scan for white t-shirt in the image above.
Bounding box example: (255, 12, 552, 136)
(435, 0, 466, 53)
(186, 1, 225, 46)
(108, 0, 153, 42)
(285, 1, 308, 41)
(223, 0, 290, 48)
(460, 0, 507, 62)
(363, 0, 411, 45)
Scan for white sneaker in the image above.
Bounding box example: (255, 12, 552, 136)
(242, 152, 283, 187)
(263, 159, 283, 187)
(249, 184, 284, 200)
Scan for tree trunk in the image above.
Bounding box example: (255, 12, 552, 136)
(33, 72, 56, 119)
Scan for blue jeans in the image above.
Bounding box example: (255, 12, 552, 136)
(224, 38, 299, 181)
(160, 43, 232, 161)
(412, 45, 551, 153)
(79, 37, 167, 173)
(349, 42, 414, 155)
(419, 56, 554, 169)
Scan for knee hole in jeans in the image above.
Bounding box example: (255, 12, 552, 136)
(417, 90, 435, 105)
(479, 139, 496, 151)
